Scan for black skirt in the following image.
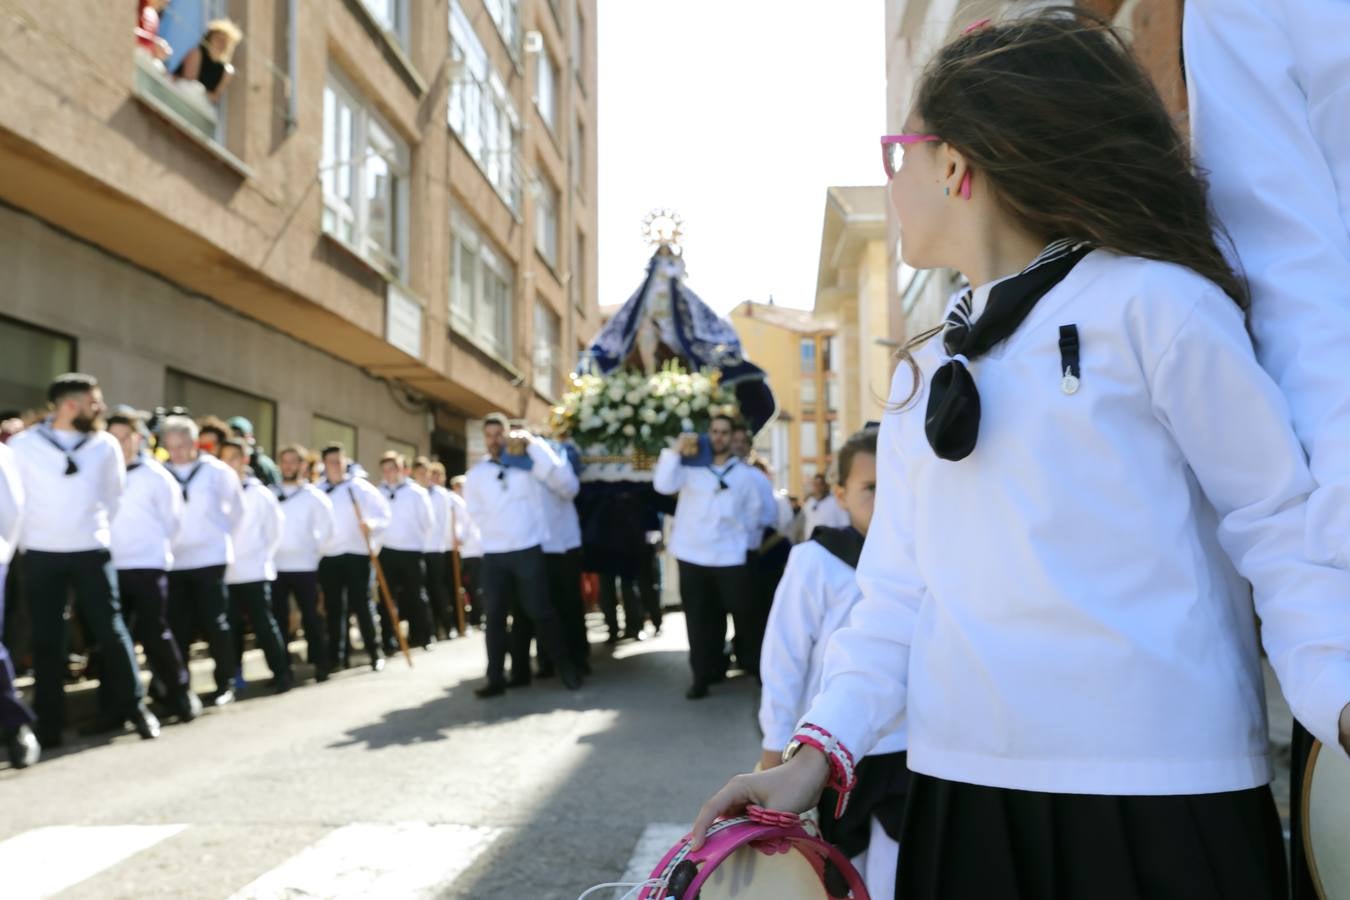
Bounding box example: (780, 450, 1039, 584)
(898, 774, 1288, 900)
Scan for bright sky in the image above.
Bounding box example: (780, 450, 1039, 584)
(596, 0, 887, 316)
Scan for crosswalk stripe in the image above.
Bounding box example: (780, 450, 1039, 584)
(2, 824, 188, 900)
(225, 822, 504, 899)
(621, 823, 690, 886)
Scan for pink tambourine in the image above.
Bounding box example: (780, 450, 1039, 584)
(636, 806, 869, 899)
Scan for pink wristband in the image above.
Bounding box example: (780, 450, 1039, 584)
(793, 723, 857, 817)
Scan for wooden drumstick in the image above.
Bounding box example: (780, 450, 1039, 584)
(349, 489, 413, 668)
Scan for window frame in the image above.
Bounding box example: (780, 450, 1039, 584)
(532, 300, 562, 399)
(361, 0, 411, 49)
(449, 2, 522, 214)
(321, 68, 411, 280)
(450, 207, 516, 365)
(535, 45, 559, 134)
(534, 176, 560, 269)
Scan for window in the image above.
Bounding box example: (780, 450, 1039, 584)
(361, 0, 408, 47)
(572, 117, 585, 193)
(573, 5, 586, 87)
(0, 316, 75, 415)
(322, 71, 410, 279)
(826, 378, 839, 412)
(800, 421, 818, 459)
(449, 3, 521, 213)
(533, 301, 561, 398)
(572, 228, 586, 312)
(313, 415, 357, 459)
(828, 420, 843, 457)
(800, 379, 817, 409)
(535, 48, 559, 133)
(450, 208, 515, 362)
(483, 0, 519, 53)
(535, 178, 559, 268)
(164, 370, 277, 455)
(824, 335, 837, 372)
(799, 338, 816, 374)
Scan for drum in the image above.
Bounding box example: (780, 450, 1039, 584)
(1303, 739, 1350, 900)
(637, 806, 869, 900)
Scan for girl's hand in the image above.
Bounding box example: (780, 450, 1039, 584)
(689, 746, 830, 850)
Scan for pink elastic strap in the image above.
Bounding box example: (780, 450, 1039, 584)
(960, 170, 972, 199)
(793, 724, 858, 817)
(963, 17, 991, 34)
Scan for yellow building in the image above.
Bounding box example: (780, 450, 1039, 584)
(814, 186, 893, 433)
(728, 301, 836, 498)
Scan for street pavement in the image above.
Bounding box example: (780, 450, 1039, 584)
(0, 613, 764, 899)
(0, 612, 1298, 899)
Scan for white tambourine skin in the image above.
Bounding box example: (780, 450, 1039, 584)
(1061, 370, 1080, 395)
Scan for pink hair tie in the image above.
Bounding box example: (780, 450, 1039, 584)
(963, 17, 991, 34)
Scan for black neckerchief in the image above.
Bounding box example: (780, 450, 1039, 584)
(170, 460, 205, 501)
(810, 525, 866, 570)
(274, 482, 302, 502)
(322, 479, 342, 494)
(708, 458, 738, 492)
(488, 458, 508, 488)
(925, 240, 1092, 461)
(383, 481, 407, 500)
(36, 424, 92, 476)
(126, 457, 144, 473)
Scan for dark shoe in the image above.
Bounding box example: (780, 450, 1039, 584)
(371, 658, 386, 673)
(174, 690, 203, 723)
(686, 682, 709, 700)
(79, 715, 126, 737)
(506, 675, 532, 688)
(5, 725, 41, 768)
(274, 672, 295, 694)
(36, 728, 62, 750)
(580, 660, 593, 677)
(535, 665, 556, 679)
(561, 668, 582, 691)
(129, 703, 161, 740)
(315, 667, 331, 684)
(604, 633, 619, 646)
(213, 688, 236, 707)
(474, 683, 507, 699)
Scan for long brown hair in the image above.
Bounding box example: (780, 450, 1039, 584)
(892, 7, 1244, 408)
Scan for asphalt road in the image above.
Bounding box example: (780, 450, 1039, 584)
(0, 612, 765, 899)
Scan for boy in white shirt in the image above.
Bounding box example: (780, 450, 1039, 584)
(272, 444, 335, 681)
(220, 440, 292, 694)
(757, 426, 904, 897)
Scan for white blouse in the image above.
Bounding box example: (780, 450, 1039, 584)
(804, 250, 1350, 795)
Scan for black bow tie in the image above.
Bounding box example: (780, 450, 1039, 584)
(924, 240, 1092, 461)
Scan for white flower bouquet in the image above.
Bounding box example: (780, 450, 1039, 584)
(551, 360, 738, 459)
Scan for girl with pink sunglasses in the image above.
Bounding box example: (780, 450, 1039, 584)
(690, 9, 1350, 899)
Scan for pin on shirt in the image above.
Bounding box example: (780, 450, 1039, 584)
(1059, 324, 1081, 395)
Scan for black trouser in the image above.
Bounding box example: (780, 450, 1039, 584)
(423, 551, 452, 638)
(227, 581, 291, 679)
(545, 549, 589, 664)
(274, 570, 329, 674)
(0, 562, 36, 730)
(677, 560, 758, 687)
(319, 554, 381, 667)
(117, 569, 190, 698)
(25, 549, 144, 736)
(599, 573, 640, 640)
(380, 548, 432, 648)
(481, 546, 571, 687)
(167, 564, 235, 694)
(460, 556, 483, 627)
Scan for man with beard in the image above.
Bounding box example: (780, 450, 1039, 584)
(108, 410, 200, 723)
(376, 452, 435, 652)
(9, 374, 159, 745)
(271, 444, 335, 681)
(653, 413, 764, 699)
(318, 444, 390, 671)
(161, 414, 244, 706)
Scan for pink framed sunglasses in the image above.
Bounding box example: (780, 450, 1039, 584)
(881, 134, 972, 198)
